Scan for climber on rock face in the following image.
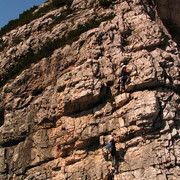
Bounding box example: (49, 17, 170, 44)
(119, 65, 132, 93)
(107, 137, 117, 168)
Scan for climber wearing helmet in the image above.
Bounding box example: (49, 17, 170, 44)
(119, 65, 132, 93)
(107, 137, 117, 167)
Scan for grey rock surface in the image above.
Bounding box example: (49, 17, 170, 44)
(0, 0, 179, 179)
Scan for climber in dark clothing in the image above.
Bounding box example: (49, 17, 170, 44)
(119, 65, 132, 93)
(107, 138, 117, 167)
(104, 167, 115, 180)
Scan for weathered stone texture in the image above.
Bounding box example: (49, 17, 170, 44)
(0, 0, 179, 179)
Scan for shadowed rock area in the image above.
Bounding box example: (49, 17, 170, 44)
(155, 0, 180, 48)
(0, 0, 179, 179)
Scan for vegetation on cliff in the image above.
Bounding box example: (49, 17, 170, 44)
(0, 0, 73, 37)
(0, 0, 179, 179)
(0, 13, 115, 87)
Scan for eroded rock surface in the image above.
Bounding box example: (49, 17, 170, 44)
(0, 0, 179, 179)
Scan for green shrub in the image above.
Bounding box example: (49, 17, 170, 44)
(0, 107, 4, 126)
(0, 39, 7, 51)
(12, 36, 23, 45)
(0, 6, 37, 37)
(0, 0, 73, 37)
(47, 8, 73, 31)
(98, 0, 115, 7)
(0, 13, 115, 87)
(52, 0, 73, 8)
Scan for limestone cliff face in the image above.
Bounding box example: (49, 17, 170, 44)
(0, 0, 179, 179)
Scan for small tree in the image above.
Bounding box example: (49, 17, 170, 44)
(98, 0, 114, 7)
(52, 0, 73, 8)
(0, 39, 7, 51)
(12, 36, 23, 45)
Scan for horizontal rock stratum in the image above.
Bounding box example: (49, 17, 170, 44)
(0, 0, 179, 179)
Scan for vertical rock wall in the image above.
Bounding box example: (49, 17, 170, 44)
(155, 0, 180, 48)
(0, 0, 179, 179)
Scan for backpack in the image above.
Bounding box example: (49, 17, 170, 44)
(104, 175, 109, 180)
(107, 142, 113, 153)
(104, 173, 113, 180)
